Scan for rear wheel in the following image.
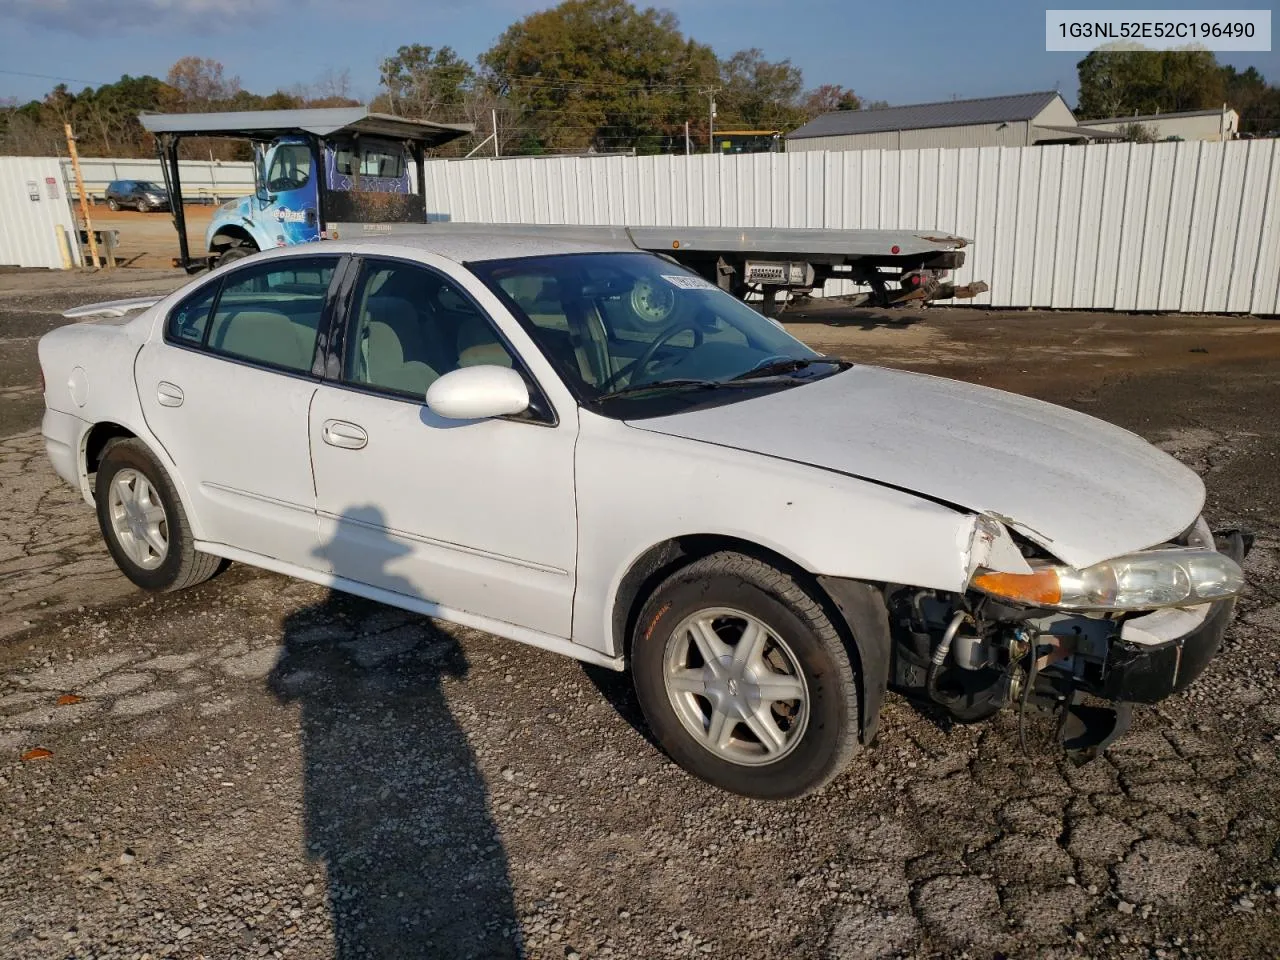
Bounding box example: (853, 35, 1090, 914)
(632, 552, 861, 800)
(95, 439, 224, 593)
(216, 245, 255, 268)
(136, 198, 150, 213)
(106, 198, 119, 212)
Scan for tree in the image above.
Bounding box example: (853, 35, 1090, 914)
(1076, 44, 1224, 119)
(717, 48, 805, 130)
(480, 0, 718, 154)
(379, 45, 475, 120)
(1118, 121, 1159, 142)
(800, 83, 861, 119)
(1223, 65, 1280, 134)
(165, 56, 240, 110)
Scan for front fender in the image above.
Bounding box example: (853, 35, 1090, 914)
(573, 412, 988, 657)
(206, 202, 272, 254)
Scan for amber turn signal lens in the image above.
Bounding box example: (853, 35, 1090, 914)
(971, 569, 1062, 605)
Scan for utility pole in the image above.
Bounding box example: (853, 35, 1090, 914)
(684, 121, 691, 156)
(708, 90, 718, 154)
(492, 109, 500, 158)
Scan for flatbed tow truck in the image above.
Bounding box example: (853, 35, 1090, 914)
(141, 108, 987, 311)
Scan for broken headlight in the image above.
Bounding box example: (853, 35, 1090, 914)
(970, 547, 1243, 612)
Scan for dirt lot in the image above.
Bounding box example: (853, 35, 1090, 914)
(87, 204, 213, 269)
(1, 268, 1278, 959)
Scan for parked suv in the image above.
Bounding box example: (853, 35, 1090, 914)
(104, 180, 169, 213)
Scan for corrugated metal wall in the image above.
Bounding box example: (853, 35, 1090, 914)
(0, 157, 81, 269)
(423, 139, 1280, 314)
(60, 157, 254, 202)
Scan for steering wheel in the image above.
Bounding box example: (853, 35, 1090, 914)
(601, 320, 704, 391)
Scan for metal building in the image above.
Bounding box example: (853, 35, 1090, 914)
(1077, 107, 1240, 142)
(785, 91, 1118, 153)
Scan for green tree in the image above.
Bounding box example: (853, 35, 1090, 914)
(1076, 44, 1225, 119)
(480, 0, 717, 154)
(379, 45, 475, 120)
(716, 48, 805, 131)
(1223, 65, 1280, 134)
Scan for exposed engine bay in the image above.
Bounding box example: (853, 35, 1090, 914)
(884, 523, 1252, 762)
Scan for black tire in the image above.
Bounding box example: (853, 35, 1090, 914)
(95, 438, 224, 593)
(106, 198, 119, 212)
(217, 245, 254, 268)
(632, 551, 860, 800)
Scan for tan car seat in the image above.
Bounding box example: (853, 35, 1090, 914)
(219, 309, 312, 370)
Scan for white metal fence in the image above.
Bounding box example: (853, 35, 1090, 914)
(60, 157, 254, 203)
(3, 142, 1278, 314)
(0, 157, 82, 269)
(423, 139, 1280, 315)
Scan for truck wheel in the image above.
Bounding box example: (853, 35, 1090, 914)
(95, 438, 224, 593)
(631, 552, 860, 800)
(217, 245, 254, 268)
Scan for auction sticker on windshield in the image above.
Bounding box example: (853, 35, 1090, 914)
(663, 274, 718, 290)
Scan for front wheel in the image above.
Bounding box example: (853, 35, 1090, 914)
(95, 438, 224, 592)
(216, 245, 255, 268)
(632, 552, 861, 800)
(136, 198, 150, 213)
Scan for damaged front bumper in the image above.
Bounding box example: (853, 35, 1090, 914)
(884, 526, 1251, 764)
(1050, 528, 1251, 760)
(1099, 528, 1250, 703)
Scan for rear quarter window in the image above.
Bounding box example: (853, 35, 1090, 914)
(167, 283, 217, 345)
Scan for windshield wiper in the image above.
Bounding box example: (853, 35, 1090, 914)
(729, 355, 849, 382)
(593, 378, 724, 402)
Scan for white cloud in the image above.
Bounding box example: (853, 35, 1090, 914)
(0, 0, 267, 34)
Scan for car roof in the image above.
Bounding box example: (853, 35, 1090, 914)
(328, 228, 640, 264)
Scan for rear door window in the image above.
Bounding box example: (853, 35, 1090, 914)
(166, 257, 339, 374)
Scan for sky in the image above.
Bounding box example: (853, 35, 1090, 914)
(0, 0, 1276, 111)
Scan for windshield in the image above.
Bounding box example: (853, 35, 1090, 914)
(469, 253, 828, 408)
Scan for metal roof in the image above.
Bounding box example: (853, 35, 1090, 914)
(786, 91, 1065, 140)
(139, 108, 473, 146)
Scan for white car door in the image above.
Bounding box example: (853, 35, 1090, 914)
(135, 255, 341, 567)
(307, 254, 578, 638)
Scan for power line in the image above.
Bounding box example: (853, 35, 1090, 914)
(0, 68, 118, 88)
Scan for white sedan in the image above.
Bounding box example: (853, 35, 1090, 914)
(39, 233, 1247, 799)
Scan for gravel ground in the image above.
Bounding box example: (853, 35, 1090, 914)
(1, 269, 1278, 959)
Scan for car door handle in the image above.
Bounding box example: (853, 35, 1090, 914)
(322, 419, 368, 450)
(157, 381, 184, 407)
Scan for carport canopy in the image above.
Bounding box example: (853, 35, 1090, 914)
(139, 107, 473, 147)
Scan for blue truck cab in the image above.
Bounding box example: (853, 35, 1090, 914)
(207, 135, 424, 266)
(139, 108, 473, 270)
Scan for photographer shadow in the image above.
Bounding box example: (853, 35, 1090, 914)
(269, 505, 521, 959)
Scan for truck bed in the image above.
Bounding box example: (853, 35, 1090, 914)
(330, 220, 968, 261)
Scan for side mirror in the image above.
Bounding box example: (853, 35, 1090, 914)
(425, 366, 529, 421)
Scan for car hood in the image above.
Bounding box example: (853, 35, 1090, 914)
(630, 366, 1205, 569)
